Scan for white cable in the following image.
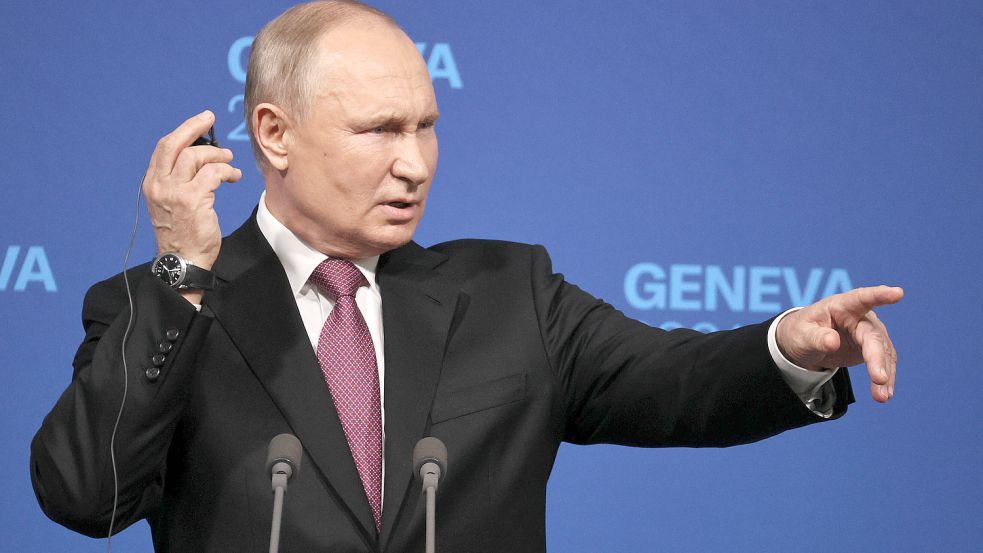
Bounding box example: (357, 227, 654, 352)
(107, 178, 143, 551)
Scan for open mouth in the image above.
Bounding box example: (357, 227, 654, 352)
(387, 201, 412, 209)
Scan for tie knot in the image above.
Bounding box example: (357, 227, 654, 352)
(309, 258, 368, 300)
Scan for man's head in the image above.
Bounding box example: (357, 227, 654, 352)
(246, 1, 439, 259)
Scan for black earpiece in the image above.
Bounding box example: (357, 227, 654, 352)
(191, 126, 219, 147)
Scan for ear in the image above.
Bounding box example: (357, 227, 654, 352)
(253, 102, 291, 171)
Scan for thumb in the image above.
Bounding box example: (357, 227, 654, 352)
(807, 326, 840, 355)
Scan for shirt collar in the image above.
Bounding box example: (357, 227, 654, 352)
(255, 191, 379, 297)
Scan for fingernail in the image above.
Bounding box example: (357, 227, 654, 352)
(888, 386, 894, 399)
(197, 110, 213, 120)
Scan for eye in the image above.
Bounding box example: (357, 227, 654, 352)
(370, 126, 386, 134)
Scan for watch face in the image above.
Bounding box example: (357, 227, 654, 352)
(153, 253, 185, 287)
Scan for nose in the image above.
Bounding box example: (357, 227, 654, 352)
(391, 133, 434, 187)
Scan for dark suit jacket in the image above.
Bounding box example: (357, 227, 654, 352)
(31, 214, 853, 552)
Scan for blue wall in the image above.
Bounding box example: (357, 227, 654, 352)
(2, 1, 981, 550)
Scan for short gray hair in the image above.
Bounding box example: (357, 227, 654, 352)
(244, 0, 398, 171)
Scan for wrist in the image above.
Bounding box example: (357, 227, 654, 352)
(775, 314, 794, 361)
(773, 307, 819, 370)
(155, 250, 215, 272)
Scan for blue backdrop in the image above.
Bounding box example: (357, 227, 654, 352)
(2, 1, 981, 551)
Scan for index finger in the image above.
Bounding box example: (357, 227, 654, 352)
(151, 110, 216, 175)
(839, 285, 905, 314)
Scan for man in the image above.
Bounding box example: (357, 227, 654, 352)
(31, 1, 901, 551)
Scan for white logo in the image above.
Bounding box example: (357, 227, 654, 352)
(624, 263, 852, 332)
(1, 246, 56, 292)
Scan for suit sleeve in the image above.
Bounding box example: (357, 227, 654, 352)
(528, 245, 854, 448)
(30, 268, 213, 537)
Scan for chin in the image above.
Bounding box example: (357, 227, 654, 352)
(362, 225, 418, 256)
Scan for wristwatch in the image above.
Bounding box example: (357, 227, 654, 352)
(151, 252, 215, 290)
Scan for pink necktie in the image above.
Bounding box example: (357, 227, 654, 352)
(309, 258, 382, 531)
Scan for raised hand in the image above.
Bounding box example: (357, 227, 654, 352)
(776, 285, 904, 403)
(142, 110, 242, 273)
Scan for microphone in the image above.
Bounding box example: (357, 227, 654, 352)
(413, 437, 447, 553)
(267, 433, 302, 553)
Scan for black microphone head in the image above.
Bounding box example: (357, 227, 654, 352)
(413, 436, 448, 477)
(267, 433, 303, 477)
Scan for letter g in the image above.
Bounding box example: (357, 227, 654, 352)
(624, 263, 666, 310)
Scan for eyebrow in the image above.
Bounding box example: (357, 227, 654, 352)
(362, 111, 440, 128)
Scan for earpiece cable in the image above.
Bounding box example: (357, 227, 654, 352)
(107, 175, 143, 551)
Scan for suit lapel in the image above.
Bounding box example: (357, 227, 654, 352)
(376, 242, 461, 549)
(204, 215, 378, 542)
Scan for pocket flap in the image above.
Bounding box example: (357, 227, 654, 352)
(431, 372, 526, 424)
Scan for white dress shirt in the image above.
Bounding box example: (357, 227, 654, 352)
(256, 192, 388, 505)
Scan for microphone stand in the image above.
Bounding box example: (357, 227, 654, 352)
(269, 462, 291, 553)
(426, 486, 435, 553)
(414, 437, 447, 553)
(423, 467, 438, 553)
(266, 433, 302, 553)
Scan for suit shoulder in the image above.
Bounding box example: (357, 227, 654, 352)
(424, 239, 555, 283)
(427, 238, 543, 261)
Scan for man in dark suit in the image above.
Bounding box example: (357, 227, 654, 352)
(31, 2, 902, 551)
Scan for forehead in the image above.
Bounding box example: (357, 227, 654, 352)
(310, 22, 436, 118)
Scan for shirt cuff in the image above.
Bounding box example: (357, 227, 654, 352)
(767, 308, 838, 418)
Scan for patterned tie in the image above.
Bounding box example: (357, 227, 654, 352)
(309, 258, 383, 532)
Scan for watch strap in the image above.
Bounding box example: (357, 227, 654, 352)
(180, 263, 216, 291)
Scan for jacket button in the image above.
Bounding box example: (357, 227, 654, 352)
(165, 328, 180, 341)
(152, 353, 166, 367)
(145, 367, 160, 382)
(158, 341, 173, 354)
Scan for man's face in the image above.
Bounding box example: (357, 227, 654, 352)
(275, 21, 439, 259)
